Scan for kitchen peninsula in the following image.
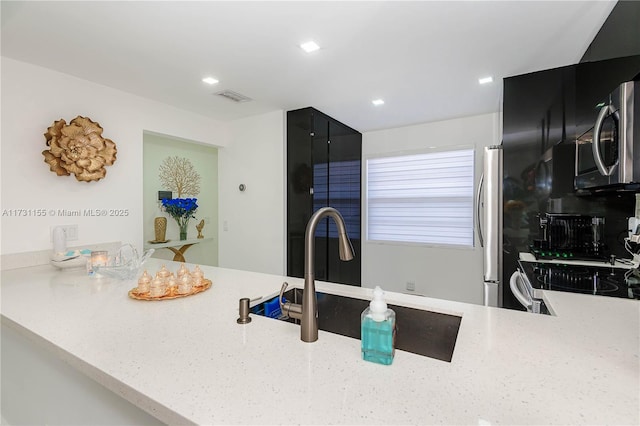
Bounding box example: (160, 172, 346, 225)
(1, 258, 638, 425)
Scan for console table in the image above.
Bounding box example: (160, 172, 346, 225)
(144, 237, 212, 262)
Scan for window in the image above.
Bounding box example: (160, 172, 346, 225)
(366, 148, 474, 247)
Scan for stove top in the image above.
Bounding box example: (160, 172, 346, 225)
(529, 246, 609, 262)
(518, 261, 640, 300)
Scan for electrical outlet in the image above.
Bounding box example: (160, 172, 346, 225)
(50, 225, 78, 242)
(223, 220, 228, 231)
(406, 281, 415, 292)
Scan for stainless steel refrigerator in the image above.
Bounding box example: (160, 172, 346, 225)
(477, 145, 503, 307)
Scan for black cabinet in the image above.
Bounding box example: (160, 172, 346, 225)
(580, 0, 640, 63)
(287, 107, 362, 286)
(502, 64, 577, 310)
(503, 64, 576, 156)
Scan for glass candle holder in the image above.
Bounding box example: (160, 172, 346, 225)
(91, 251, 108, 267)
(89, 250, 108, 276)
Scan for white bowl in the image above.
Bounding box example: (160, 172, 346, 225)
(50, 256, 88, 270)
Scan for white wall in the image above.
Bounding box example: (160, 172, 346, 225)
(218, 110, 285, 275)
(0, 58, 229, 256)
(362, 113, 501, 304)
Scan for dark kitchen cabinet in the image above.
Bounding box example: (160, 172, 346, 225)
(503, 64, 576, 156)
(287, 107, 362, 286)
(502, 64, 577, 204)
(502, 64, 577, 310)
(580, 0, 640, 63)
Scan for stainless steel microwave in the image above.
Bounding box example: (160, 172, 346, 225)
(575, 81, 639, 191)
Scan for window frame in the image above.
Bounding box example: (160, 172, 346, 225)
(363, 145, 476, 249)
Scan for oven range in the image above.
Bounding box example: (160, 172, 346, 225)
(510, 259, 640, 314)
(520, 261, 640, 299)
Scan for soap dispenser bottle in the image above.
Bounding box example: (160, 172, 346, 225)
(361, 286, 396, 365)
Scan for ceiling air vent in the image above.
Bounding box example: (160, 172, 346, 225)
(215, 90, 252, 103)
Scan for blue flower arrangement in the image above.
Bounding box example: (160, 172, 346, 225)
(161, 198, 198, 240)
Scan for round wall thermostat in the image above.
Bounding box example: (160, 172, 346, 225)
(239, 184, 246, 192)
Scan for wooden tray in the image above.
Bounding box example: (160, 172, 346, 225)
(128, 279, 212, 301)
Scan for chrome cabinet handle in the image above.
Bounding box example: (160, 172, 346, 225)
(592, 104, 619, 177)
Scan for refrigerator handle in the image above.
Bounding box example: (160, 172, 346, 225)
(476, 172, 484, 247)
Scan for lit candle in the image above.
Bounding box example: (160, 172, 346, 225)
(177, 263, 189, 278)
(89, 251, 108, 276)
(91, 251, 108, 267)
(149, 277, 166, 297)
(178, 273, 192, 294)
(157, 264, 171, 279)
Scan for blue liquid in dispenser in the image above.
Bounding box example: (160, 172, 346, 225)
(361, 286, 396, 365)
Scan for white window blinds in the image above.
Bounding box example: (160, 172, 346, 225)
(366, 148, 474, 246)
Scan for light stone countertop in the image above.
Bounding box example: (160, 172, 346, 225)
(1, 258, 638, 425)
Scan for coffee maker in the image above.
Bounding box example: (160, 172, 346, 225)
(530, 213, 607, 261)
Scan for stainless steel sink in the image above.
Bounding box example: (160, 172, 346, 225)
(252, 289, 461, 362)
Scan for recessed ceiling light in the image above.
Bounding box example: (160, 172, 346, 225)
(478, 76, 493, 85)
(202, 77, 219, 85)
(372, 99, 385, 106)
(300, 41, 320, 53)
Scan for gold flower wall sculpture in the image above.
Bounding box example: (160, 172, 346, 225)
(42, 116, 117, 182)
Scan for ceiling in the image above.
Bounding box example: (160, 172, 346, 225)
(1, 1, 616, 132)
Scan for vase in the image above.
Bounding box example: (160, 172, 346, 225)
(154, 217, 167, 242)
(179, 222, 188, 241)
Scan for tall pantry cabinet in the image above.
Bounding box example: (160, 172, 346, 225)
(287, 107, 362, 286)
